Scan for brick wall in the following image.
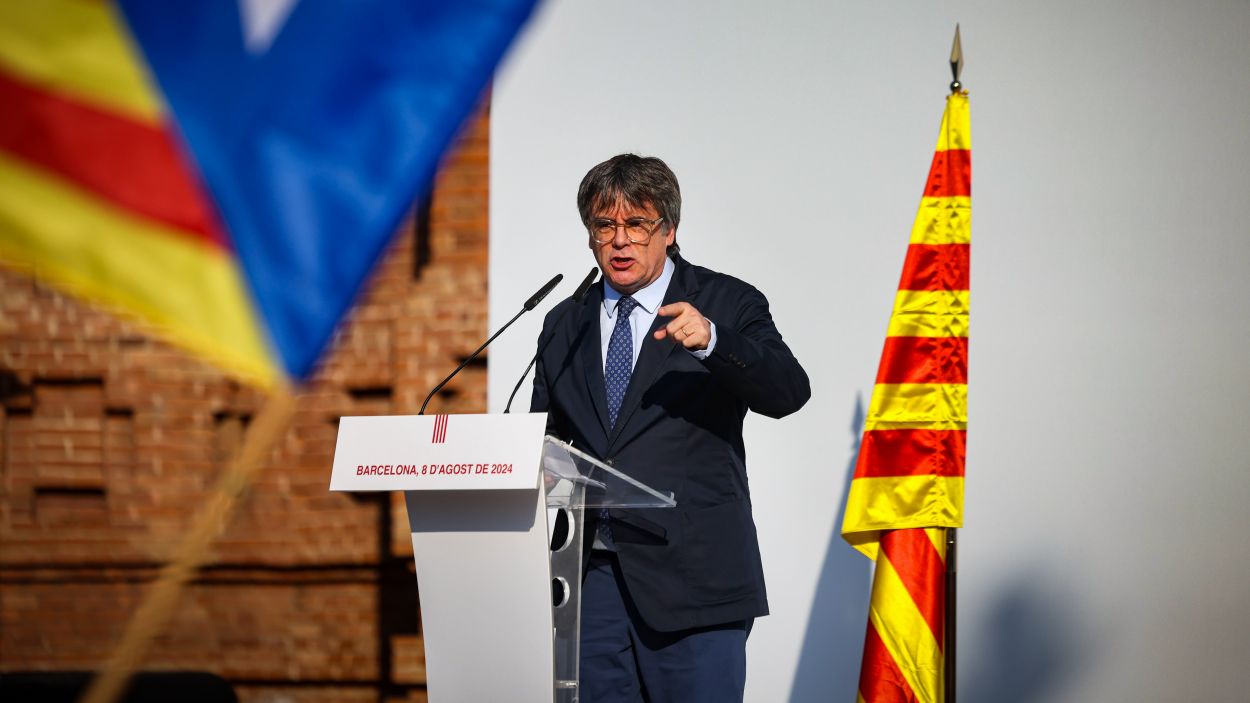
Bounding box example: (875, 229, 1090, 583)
(0, 102, 493, 703)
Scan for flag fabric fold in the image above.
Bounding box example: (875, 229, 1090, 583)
(0, 0, 539, 387)
(843, 91, 970, 703)
(0, 0, 273, 383)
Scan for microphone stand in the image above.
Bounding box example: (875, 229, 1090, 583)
(419, 273, 562, 415)
(504, 268, 598, 413)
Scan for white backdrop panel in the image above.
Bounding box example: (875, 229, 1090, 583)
(489, 1, 1250, 701)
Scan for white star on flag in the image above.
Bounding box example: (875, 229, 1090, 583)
(239, 0, 299, 53)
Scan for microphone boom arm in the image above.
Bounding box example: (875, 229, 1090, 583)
(419, 307, 525, 415)
(419, 273, 563, 415)
(503, 267, 598, 413)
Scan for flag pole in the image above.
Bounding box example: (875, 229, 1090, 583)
(945, 528, 958, 703)
(79, 384, 299, 703)
(945, 24, 963, 703)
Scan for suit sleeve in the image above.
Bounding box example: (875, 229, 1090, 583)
(701, 284, 810, 419)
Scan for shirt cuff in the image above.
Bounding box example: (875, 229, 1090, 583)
(689, 320, 717, 360)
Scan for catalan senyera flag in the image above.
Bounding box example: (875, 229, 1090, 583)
(841, 91, 969, 703)
(0, 0, 538, 388)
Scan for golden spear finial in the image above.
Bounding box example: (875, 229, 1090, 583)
(950, 24, 964, 93)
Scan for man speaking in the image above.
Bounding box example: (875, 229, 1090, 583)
(530, 154, 810, 702)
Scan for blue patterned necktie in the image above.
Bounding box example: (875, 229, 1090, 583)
(599, 295, 638, 548)
(605, 295, 639, 429)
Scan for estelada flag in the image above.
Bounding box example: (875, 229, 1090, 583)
(841, 91, 969, 703)
(0, 0, 538, 388)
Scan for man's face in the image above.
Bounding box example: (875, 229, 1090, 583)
(589, 199, 674, 295)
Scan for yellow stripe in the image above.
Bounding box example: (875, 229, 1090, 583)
(935, 93, 971, 151)
(0, 152, 279, 387)
(866, 383, 966, 431)
(842, 476, 964, 558)
(894, 289, 970, 318)
(885, 290, 969, 339)
(868, 550, 943, 703)
(0, 0, 162, 122)
(910, 196, 971, 245)
(924, 527, 947, 557)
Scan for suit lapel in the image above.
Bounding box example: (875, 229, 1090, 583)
(608, 257, 698, 449)
(579, 285, 611, 436)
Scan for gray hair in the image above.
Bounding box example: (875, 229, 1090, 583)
(577, 154, 681, 256)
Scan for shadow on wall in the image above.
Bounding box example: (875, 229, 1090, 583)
(963, 565, 1095, 703)
(787, 396, 1095, 702)
(788, 394, 873, 702)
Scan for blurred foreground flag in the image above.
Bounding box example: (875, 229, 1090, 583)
(0, 0, 538, 387)
(841, 91, 969, 703)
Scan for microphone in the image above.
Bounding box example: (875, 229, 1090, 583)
(419, 273, 563, 415)
(525, 274, 563, 310)
(503, 267, 599, 413)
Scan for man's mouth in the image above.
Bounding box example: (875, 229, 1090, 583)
(609, 256, 633, 271)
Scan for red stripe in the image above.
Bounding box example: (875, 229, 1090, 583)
(854, 429, 965, 479)
(859, 620, 920, 703)
(880, 529, 945, 648)
(923, 149, 970, 198)
(897, 244, 969, 291)
(876, 336, 967, 384)
(0, 69, 228, 249)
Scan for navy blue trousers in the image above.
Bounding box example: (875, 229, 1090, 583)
(579, 552, 751, 703)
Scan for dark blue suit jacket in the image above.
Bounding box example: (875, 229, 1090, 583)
(530, 254, 810, 632)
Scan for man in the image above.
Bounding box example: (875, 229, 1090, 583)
(531, 154, 809, 702)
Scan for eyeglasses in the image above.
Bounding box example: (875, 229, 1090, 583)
(589, 217, 665, 245)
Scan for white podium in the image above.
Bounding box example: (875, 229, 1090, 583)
(329, 413, 675, 702)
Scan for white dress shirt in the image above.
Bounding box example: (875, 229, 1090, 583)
(600, 256, 716, 371)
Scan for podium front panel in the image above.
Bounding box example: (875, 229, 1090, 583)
(406, 486, 554, 702)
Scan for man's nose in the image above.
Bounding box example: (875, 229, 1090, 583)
(610, 224, 632, 246)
